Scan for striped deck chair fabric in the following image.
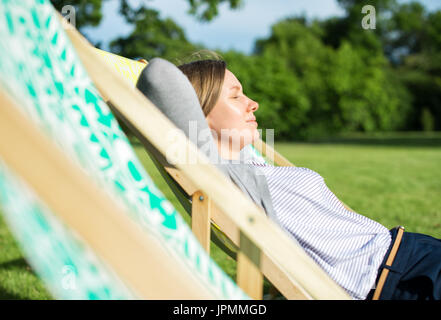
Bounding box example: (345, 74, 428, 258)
(0, 0, 248, 300)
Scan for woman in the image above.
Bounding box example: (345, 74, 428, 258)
(176, 59, 441, 300)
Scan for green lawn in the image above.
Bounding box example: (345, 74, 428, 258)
(1, 132, 440, 299)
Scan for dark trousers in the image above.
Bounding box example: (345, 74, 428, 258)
(367, 227, 441, 300)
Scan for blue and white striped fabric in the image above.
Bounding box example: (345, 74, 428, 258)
(248, 162, 392, 300)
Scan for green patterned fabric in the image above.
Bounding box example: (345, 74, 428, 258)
(0, 162, 134, 299)
(0, 0, 248, 300)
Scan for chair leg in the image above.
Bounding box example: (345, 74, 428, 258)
(236, 231, 263, 299)
(237, 251, 263, 300)
(191, 191, 211, 253)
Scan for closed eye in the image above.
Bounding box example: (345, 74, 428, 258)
(229, 85, 242, 99)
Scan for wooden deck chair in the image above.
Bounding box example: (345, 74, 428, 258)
(92, 47, 255, 260)
(88, 43, 355, 300)
(92, 47, 297, 245)
(90, 47, 356, 299)
(0, 0, 252, 299)
(63, 15, 350, 300)
(91, 47, 306, 297)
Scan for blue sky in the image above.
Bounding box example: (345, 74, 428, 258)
(83, 0, 441, 54)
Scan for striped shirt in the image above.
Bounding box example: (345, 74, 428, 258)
(247, 161, 392, 299)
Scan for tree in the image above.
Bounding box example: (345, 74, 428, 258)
(317, 0, 441, 132)
(222, 50, 309, 140)
(51, 0, 242, 61)
(228, 17, 412, 140)
(51, 0, 243, 31)
(187, 0, 242, 21)
(322, 0, 398, 54)
(51, 0, 103, 30)
(387, 3, 441, 130)
(109, 5, 198, 61)
(51, 0, 441, 138)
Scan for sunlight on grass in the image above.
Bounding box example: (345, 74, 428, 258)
(1, 133, 440, 299)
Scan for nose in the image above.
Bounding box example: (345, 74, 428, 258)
(248, 98, 259, 112)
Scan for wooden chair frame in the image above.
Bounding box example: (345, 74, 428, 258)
(63, 17, 350, 300)
(0, 89, 219, 299)
(151, 136, 353, 299)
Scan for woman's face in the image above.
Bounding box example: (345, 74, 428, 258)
(206, 69, 259, 150)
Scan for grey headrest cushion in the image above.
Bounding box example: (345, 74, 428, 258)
(136, 58, 277, 222)
(136, 58, 222, 170)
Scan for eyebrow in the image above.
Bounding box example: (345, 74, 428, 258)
(229, 85, 242, 92)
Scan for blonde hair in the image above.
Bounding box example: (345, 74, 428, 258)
(178, 52, 226, 116)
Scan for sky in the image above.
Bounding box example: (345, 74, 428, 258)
(82, 0, 441, 54)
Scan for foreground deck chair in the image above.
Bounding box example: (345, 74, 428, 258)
(63, 18, 350, 299)
(0, 0, 250, 299)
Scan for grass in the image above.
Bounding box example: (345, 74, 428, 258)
(0, 214, 52, 299)
(1, 132, 440, 299)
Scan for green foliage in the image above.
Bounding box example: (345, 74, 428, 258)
(109, 6, 198, 62)
(51, 0, 103, 29)
(187, 0, 242, 21)
(52, 0, 441, 139)
(52, 0, 242, 29)
(421, 108, 435, 131)
(223, 50, 309, 140)
(225, 17, 412, 140)
(226, 1, 441, 139)
(388, 4, 441, 131)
